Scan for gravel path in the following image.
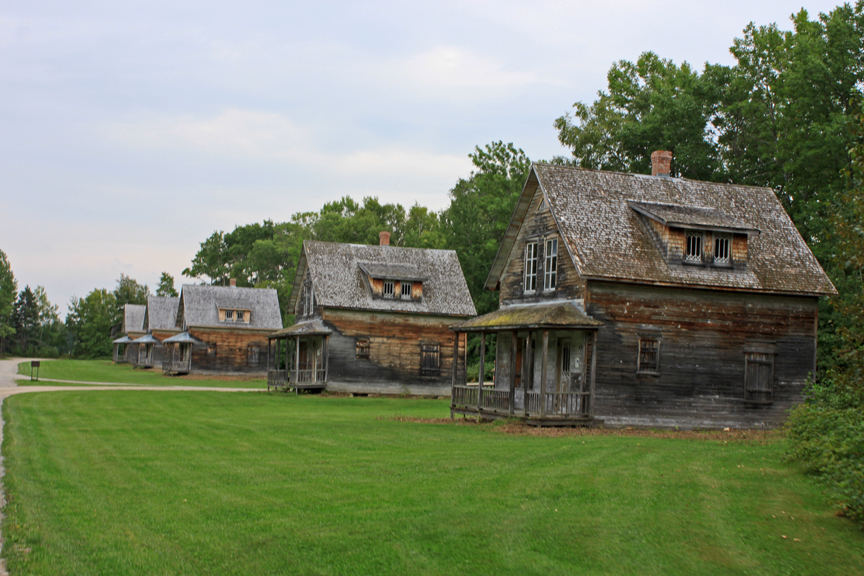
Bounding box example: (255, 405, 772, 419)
(0, 358, 263, 576)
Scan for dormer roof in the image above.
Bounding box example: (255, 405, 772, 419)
(486, 164, 836, 296)
(177, 285, 282, 330)
(289, 241, 476, 316)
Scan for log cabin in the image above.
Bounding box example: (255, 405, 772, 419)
(267, 234, 476, 395)
(451, 151, 836, 429)
(161, 281, 281, 375)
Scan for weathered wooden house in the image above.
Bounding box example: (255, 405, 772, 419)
(113, 304, 146, 363)
(130, 296, 181, 368)
(267, 234, 476, 395)
(161, 281, 281, 375)
(451, 152, 836, 429)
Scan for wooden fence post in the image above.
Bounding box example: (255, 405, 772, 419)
(540, 330, 549, 419)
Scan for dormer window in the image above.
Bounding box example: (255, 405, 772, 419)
(219, 309, 250, 323)
(225, 310, 234, 320)
(713, 233, 731, 264)
(401, 282, 411, 297)
(685, 232, 703, 262)
(383, 281, 394, 297)
(237, 310, 245, 321)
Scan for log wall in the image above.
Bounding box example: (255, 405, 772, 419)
(187, 327, 271, 373)
(586, 280, 817, 428)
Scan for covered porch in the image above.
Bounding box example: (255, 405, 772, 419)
(267, 319, 331, 393)
(162, 332, 202, 375)
(131, 334, 161, 369)
(112, 335, 133, 363)
(450, 301, 602, 426)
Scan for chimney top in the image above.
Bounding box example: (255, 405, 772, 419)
(229, 278, 236, 287)
(651, 150, 673, 177)
(379, 231, 391, 246)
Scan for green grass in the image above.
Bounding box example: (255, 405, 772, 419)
(16, 359, 265, 388)
(2, 392, 863, 576)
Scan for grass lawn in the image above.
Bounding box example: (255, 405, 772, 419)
(16, 359, 266, 388)
(2, 392, 862, 576)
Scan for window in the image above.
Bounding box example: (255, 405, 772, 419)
(420, 342, 440, 375)
(237, 310, 245, 322)
(207, 344, 217, 357)
(356, 339, 370, 359)
(401, 282, 412, 298)
(383, 281, 394, 297)
(561, 346, 571, 373)
(544, 238, 558, 290)
(247, 346, 260, 365)
(225, 309, 234, 320)
(744, 351, 774, 404)
(637, 339, 660, 374)
(714, 233, 731, 264)
(685, 232, 703, 262)
(524, 242, 538, 292)
(301, 282, 314, 315)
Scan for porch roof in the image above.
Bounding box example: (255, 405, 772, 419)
(162, 331, 204, 344)
(113, 335, 134, 344)
(452, 301, 603, 333)
(269, 318, 332, 339)
(131, 334, 160, 344)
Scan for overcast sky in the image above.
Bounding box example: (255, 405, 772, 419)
(0, 0, 847, 315)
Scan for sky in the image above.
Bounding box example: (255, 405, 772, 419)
(0, 0, 849, 316)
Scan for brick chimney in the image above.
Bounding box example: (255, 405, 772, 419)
(651, 150, 673, 177)
(229, 278, 236, 287)
(379, 231, 391, 246)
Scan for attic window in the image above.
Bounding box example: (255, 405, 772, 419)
(225, 310, 233, 320)
(714, 233, 731, 264)
(524, 242, 538, 292)
(685, 232, 703, 262)
(220, 309, 250, 323)
(383, 281, 395, 297)
(401, 282, 411, 298)
(544, 238, 558, 290)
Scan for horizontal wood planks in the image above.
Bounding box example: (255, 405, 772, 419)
(587, 281, 817, 428)
(187, 328, 270, 373)
(322, 308, 465, 388)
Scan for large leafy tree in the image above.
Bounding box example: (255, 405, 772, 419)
(156, 272, 178, 297)
(66, 289, 117, 359)
(0, 249, 16, 352)
(113, 274, 149, 308)
(441, 141, 531, 317)
(12, 286, 40, 353)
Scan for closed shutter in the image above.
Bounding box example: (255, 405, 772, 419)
(420, 343, 440, 375)
(744, 352, 774, 404)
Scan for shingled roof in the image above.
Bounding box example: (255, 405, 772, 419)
(289, 241, 476, 317)
(486, 164, 835, 296)
(146, 296, 180, 331)
(178, 285, 282, 330)
(123, 304, 146, 334)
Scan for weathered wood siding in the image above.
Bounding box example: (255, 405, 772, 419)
(500, 185, 585, 305)
(586, 281, 817, 428)
(321, 308, 466, 394)
(187, 328, 271, 373)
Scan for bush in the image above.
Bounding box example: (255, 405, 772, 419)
(786, 373, 864, 528)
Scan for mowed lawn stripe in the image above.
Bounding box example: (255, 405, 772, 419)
(2, 391, 862, 575)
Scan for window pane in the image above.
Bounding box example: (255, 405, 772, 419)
(714, 234, 730, 263)
(544, 238, 558, 290)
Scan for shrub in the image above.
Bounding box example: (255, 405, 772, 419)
(786, 373, 864, 528)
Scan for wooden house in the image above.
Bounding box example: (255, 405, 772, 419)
(130, 296, 181, 368)
(113, 304, 146, 363)
(267, 234, 476, 395)
(161, 281, 281, 375)
(451, 152, 836, 429)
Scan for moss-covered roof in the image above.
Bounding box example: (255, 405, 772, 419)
(453, 301, 602, 332)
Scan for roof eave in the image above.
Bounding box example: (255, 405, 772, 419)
(583, 275, 836, 297)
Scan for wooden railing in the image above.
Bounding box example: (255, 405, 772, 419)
(163, 358, 191, 374)
(456, 388, 590, 419)
(268, 369, 288, 385)
(293, 369, 326, 384)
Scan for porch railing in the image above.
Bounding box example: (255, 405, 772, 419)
(267, 369, 288, 385)
(293, 368, 327, 384)
(163, 358, 191, 374)
(456, 388, 591, 419)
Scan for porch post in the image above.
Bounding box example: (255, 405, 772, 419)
(451, 332, 459, 387)
(540, 330, 549, 419)
(477, 332, 485, 411)
(324, 335, 329, 382)
(508, 331, 517, 417)
(295, 336, 300, 376)
(589, 330, 598, 417)
(525, 331, 532, 417)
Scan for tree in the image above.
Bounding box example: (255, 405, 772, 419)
(66, 289, 117, 359)
(12, 286, 39, 354)
(0, 249, 17, 352)
(156, 272, 178, 297)
(441, 141, 531, 316)
(113, 274, 149, 308)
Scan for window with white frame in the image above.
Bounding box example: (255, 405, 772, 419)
(225, 309, 234, 320)
(713, 233, 731, 264)
(401, 282, 412, 298)
(383, 281, 394, 297)
(685, 232, 703, 262)
(544, 238, 558, 290)
(524, 241, 538, 292)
